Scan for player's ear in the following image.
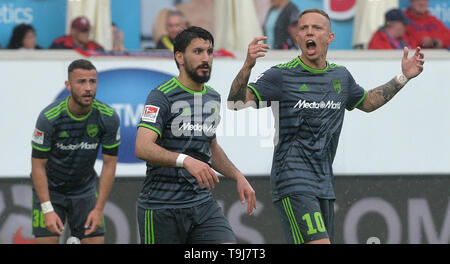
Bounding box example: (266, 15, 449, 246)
(175, 51, 184, 67)
(65, 80, 71, 92)
(328, 32, 335, 44)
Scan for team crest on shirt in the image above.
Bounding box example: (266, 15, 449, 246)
(332, 79, 342, 94)
(87, 124, 99, 138)
(142, 105, 160, 123)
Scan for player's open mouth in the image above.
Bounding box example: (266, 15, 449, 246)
(306, 40, 316, 49)
(305, 40, 317, 55)
(82, 94, 93, 101)
(198, 64, 210, 72)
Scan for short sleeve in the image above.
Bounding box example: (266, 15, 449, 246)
(31, 111, 53, 156)
(345, 69, 367, 111)
(137, 89, 170, 138)
(101, 110, 121, 150)
(247, 67, 282, 107)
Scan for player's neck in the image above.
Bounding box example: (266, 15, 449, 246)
(67, 97, 91, 117)
(177, 74, 204, 92)
(299, 55, 327, 70)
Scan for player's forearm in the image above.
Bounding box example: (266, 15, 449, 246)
(135, 140, 179, 167)
(210, 141, 243, 182)
(358, 77, 406, 113)
(95, 155, 117, 212)
(31, 158, 50, 203)
(227, 66, 253, 110)
(135, 128, 181, 167)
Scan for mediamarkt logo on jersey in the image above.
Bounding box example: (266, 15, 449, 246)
(56, 68, 174, 163)
(56, 142, 98, 151)
(177, 122, 217, 135)
(294, 99, 341, 110)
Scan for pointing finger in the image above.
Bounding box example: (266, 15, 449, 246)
(403, 46, 409, 59)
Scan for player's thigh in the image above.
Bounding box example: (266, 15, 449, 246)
(35, 236, 60, 244)
(319, 198, 335, 243)
(67, 193, 105, 240)
(137, 206, 186, 244)
(275, 194, 330, 244)
(31, 189, 67, 239)
(189, 199, 236, 244)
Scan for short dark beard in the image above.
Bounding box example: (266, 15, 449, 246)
(185, 60, 211, 84)
(70, 90, 95, 108)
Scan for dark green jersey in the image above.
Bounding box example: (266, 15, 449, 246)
(137, 77, 221, 209)
(31, 96, 121, 196)
(248, 57, 366, 200)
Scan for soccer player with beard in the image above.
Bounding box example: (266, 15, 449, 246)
(135, 26, 256, 244)
(227, 9, 425, 244)
(31, 59, 120, 244)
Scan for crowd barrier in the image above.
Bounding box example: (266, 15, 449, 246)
(0, 50, 449, 243)
(0, 175, 449, 244)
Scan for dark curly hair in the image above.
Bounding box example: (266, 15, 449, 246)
(7, 24, 41, 49)
(173, 26, 214, 69)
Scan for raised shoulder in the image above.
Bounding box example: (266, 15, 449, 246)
(42, 97, 67, 121)
(92, 99, 115, 117)
(276, 57, 301, 69)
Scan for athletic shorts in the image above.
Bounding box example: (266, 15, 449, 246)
(32, 189, 105, 239)
(137, 198, 236, 244)
(274, 193, 335, 244)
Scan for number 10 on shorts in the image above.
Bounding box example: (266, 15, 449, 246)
(302, 212, 326, 235)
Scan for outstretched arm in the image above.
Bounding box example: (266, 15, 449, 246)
(358, 47, 425, 112)
(227, 37, 269, 110)
(210, 139, 256, 215)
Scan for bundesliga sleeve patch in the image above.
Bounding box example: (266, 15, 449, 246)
(32, 128, 44, 144)
(142, 105, 160, 123)
(252, 73, 264, 83)
(116, 127, 121, 141)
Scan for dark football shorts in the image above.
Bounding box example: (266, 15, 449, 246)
(137, 198, 236, 244)
(32, 189, 105, 239)
(274, 193, 335, 244)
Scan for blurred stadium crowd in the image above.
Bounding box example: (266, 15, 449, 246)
(0, 0, 449, 53)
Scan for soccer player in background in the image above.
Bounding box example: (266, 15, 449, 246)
(31, 59, 120, 244)
(227, 9, 424, 244)
(135, 26, 256, 244)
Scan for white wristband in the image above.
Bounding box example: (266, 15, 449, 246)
(396, 73, 409, 86)
(41, 201, 54, 214)
(176, 154, 187, 168)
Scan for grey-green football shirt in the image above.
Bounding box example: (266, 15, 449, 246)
(31, 96, 121, 196)
(137, 77, 221, 210)
(248, 57, 366, 200)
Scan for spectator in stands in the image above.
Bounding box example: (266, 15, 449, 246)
(281, 13, 299, 50)
(263, 0, 300, 49)
(50, 16, 104, 51)
(156, 10, 187, 51)
(368, 9, 413, 50)
(404, 0, 450, 49)
(7, 24, 42, 49)
(112, 22, 125, 52)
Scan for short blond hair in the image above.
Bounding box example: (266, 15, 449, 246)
(298, 8, 332, 30)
